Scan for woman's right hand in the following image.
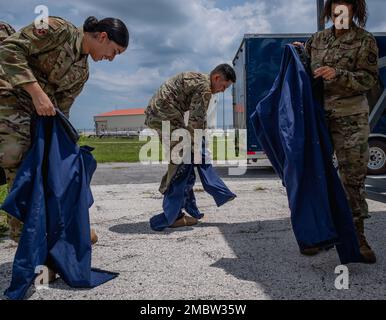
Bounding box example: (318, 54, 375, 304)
(23, 82, 56, 116)
(292, 42, 305, 47)
(32, 91, 56, 116)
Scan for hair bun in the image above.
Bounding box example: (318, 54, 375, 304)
(83, 16, 99, 32)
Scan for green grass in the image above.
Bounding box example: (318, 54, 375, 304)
(79, 136, 162, 163)
(78, 136, 246, 163)
(0, 185, 7, 202)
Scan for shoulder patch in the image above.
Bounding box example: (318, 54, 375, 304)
(203, 92, 212, 101)
(48, 17, 66, 30)
(368, 52, 378, 65)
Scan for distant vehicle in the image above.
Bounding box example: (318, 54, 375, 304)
(233, 33, 386, 175)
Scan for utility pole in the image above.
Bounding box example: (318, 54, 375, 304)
(317, 0, 325, 31)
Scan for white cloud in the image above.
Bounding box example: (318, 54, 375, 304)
(72, 0, 316, 128)
(90, 67, 163, 94)
(2, 0, 385, 128)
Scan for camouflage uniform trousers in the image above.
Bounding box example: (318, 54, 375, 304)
(326, 111, 370, 223)
(0, 91, 33, 242)
(145, 109, 193, 194)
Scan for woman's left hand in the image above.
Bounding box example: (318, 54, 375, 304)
(314, 66, 337, 81)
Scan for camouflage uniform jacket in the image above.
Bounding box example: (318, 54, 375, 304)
(0, 17, 89, 117)
(145, 72, 212, 133)
(305, 24, 379, 117)
(0, 22, 15, 42)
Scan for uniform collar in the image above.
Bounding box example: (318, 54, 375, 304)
(204, 73, 212, 93)
(75, 27, 86, 61)
(329, 23, 359, 44)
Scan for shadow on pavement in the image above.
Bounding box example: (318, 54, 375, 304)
(109, 221, 196, 235)
(110, 210, 386, 300)
(210, 211, 386, 300)
(0, 262, 12, 300)
(2, 211, 384, 300)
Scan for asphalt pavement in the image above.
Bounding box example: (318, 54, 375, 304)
(1, 163, 385, 300)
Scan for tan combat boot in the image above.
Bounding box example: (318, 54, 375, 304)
(355, 219, 376, 264)
(300, 246, 321, 256)
(7, 215, 23, 243)
(170, 214, 198, 228)
(0, 212, 9, 236)
(91, 228, 98, 245)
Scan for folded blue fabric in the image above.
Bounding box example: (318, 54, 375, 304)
(1, 111, 118, 300)
(250, 45, 363, 264)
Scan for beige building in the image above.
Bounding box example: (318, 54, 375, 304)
(94, 108, 146, 135)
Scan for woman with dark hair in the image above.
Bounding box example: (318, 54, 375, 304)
(0, 16, 129, 244)
(295, 0, 378, 263)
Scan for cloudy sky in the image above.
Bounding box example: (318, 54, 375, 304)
(1, 0, 385, 129)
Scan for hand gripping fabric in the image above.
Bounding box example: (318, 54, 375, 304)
(250, 45, 363, 264)
(1, 111, 118, 300)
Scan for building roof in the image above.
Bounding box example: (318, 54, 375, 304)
(95, 108, 145, 117)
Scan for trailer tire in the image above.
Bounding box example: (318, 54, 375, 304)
(368, 139, 386, 175)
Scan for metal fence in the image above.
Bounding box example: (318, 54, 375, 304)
(78, 127, 147, 138)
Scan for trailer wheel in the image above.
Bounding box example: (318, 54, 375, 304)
(368, 140, 386, 175)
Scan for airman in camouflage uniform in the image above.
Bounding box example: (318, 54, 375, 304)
(145, 72, 212, 138)
(0, 17, 89, 242)
(305, 23, 379, 263)
(145, 65, 236, 229)
(145, 65, 235, 195)
(0, 21, 17, 187)
(145, 72, 212, 194)
(0, 22, 16, 232)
